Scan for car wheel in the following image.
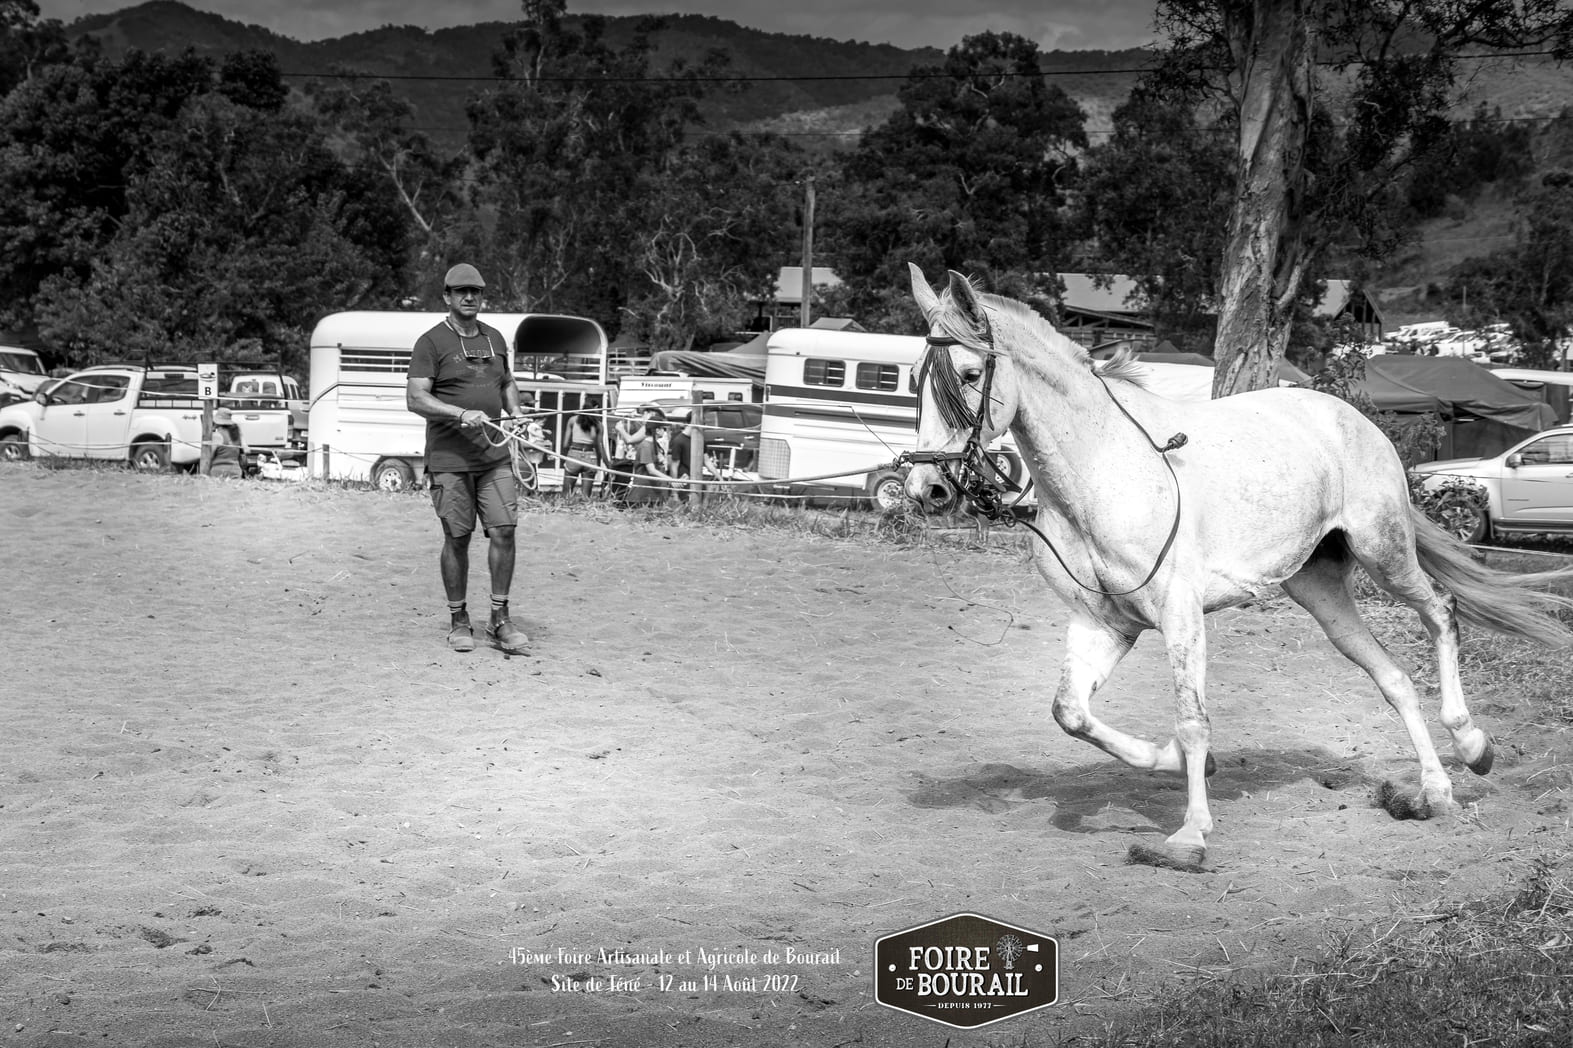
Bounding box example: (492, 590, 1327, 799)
(865, 470, 908, 513)
(0, 435, 29, 462)
(130, 441, 171, 472)
(371, 457, 417, 492)
(1434, 493, 1489, 544)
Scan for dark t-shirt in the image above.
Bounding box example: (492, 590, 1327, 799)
(668, 430, 692, 477)
(409, 319, 512, 472)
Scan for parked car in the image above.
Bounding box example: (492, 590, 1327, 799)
(1410, 426, 1573, 542)
(0, 364, 296, 472)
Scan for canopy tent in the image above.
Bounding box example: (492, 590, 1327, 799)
(1360, 355, 1555, 428)
(1358, 354, 1557, 460)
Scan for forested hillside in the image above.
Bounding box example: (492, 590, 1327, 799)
(2, 0, 1569, 373)
(64, 1, 1145, 150)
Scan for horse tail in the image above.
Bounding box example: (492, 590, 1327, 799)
(1410, 506, 1573, 648)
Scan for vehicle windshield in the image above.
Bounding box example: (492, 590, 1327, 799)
(0, 350, 44, 375)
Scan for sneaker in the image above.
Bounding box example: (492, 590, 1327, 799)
(488, 616, 529, 654)
(447, 618, 476, 652)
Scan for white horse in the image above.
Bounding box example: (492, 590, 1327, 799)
(905, 265, 1573, 870)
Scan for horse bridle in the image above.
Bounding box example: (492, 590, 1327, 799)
(899, 321, 1189, 596)
(904, 335, 1021, 521)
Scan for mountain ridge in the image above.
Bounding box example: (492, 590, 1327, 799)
(60, 1, 1147, 145)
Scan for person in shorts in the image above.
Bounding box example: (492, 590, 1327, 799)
(560, 412, 604, 499)
(405, 263, 529, 653)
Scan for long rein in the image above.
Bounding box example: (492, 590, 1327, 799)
(905, 338, 1189, 597)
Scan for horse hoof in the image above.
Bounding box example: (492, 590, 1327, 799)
(1467, 737, 1494, 776)
(1375, 780, 1433, 821)
(1125, 840, 1206, 873)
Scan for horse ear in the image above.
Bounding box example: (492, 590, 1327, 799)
(908, 262, 940, 321)
(945, 271, 987, 334)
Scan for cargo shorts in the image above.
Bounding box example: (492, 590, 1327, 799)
(428, 463, 518, 538)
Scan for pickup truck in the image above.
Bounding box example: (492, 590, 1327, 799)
(0, 364, 298, 472)
(1410, 424, 1573, 542)
(223, 371, 308, 462)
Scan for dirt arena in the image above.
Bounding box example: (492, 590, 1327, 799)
(2, 465, 1569, 1047)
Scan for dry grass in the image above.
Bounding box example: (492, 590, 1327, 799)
(1083, 856, 1572, 1048)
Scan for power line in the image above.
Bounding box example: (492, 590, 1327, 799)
(279, 48, 1565, 87)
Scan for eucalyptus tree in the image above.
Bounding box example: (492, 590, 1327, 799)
(1149, 0, 1573, 397)
(310, 73, 469, 280)
(0, 0, 68, 96)
(621, 130, 805, 351)
(465, 2, 733, 325)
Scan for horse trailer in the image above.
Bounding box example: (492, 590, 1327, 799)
(307, 311, 611, 490)
(756, 328, 1026, 512)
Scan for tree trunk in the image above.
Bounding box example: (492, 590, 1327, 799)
(1211, 0, 1314, 398)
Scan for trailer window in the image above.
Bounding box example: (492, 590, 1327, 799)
(855, 362, 899, 392)
(803, 359, 845, 386)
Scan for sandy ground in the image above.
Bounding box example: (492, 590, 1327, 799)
(1, 465, 1570, 1048)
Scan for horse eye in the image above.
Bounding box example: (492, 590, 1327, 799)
(960, 367, 984, 385)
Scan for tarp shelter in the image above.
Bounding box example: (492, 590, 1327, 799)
(1359, 355, 1557, 460)
(648, 331, 769, 385)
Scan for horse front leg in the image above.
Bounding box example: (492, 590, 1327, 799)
(1050, 614, 1164, 767)
(1128, 602, 1212, 871)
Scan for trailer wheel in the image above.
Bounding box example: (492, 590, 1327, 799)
(988, 450, 1024, 487)
(865, 470, 908, 514)
(130, 441, 171, 472)
(371, 457, 417, 492)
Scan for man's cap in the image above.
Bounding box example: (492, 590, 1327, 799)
(212, 408, 234, 424)
(444, 263, 486, 289)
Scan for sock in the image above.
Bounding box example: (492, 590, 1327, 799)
(491, 594, 509, 620)
(448, 600, 467, 621)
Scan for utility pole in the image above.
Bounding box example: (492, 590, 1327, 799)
(799, 176, 816, 328)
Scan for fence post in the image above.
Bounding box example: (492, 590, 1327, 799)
(200, 402, 214, 476)
(689, 390, 705, 507)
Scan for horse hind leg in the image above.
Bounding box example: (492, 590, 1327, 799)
(1281, 547, 1456, 820)
(1347, 526, 1495, 776)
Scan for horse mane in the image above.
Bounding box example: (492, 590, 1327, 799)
(969, 291, 1149, 389)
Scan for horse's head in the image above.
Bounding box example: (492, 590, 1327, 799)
(905, 264, 1020, 511)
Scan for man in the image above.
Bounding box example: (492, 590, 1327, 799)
(406, 263, 529, 654)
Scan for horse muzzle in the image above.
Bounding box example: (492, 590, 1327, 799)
(904, 461, 955, 513)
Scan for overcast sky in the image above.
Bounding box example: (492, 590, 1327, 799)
(39, 0, 1162, 52)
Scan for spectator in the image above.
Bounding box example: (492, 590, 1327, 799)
(560, 412, 604, 499)
(209, 407, 246, 478)
(624, 407, 670, 504)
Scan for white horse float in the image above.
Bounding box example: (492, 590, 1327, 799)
(904, 265, 1573, 871)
